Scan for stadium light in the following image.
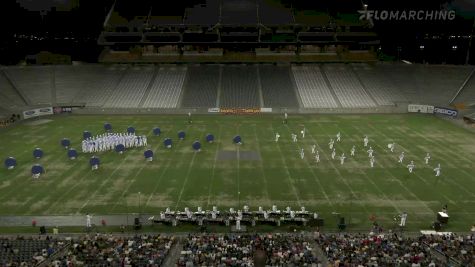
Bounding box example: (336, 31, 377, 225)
(419, 45, 424, 50)
(452, 45, 458, 50)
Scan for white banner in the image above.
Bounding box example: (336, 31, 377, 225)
(23, 107, 53, 119)
(208, 108, 220, 113)
(260, 107, 273, 113)
(408, 104, 434, 114)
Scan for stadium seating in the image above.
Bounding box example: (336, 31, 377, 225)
(377, 64, 472, 105)
(4, 66, 53, 106)
(181, 65, 219, 108)
(177, 233, 319, 266)
(220, 65, 260, 108)
(322, 64, 378, 108)
(259, 65, 299, 108)
(412, 65, 472, 105)
(454, 70, 475, 105)
(0, 70, 26, 111)
(54, 65, 97, 105)
(421, 233, 474, 266)
(142, 66, 187, 108)
(317, 233, 445, 266)
(2, 63, 474, 110)
(54, 234, 174, 266)
(0, 237, 64, 266)
(351, 63, 408, 106)
(73, 65, 128, 107)
(103, 66, 154, 108)
(291, 65, 339, 108)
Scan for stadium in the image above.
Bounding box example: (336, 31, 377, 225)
(0, 0, 474, 266)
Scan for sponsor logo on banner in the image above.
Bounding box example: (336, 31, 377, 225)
(260, 107, 272, 113)
(38, 107, 53, 115)
(408, 104, 434, 114)
(220, 108, 260, 114)
(434, 107, 458, 117)
(22, 107, 53, 119)
(208, 108, 220, 113)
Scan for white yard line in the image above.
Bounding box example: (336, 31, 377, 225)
(269, 124, 302, 206)
(339, 127, 401, 213)
(145, 125, 190, 207)
(206, 125, 222, 207)
(284, 126, 334, 206)
(174, 152, 198, 210)
(391, 126, 475, 197)
(236, 123, 241, 207)
(296, 125, 357, 207)
(357, 125, 449, 212)
(111, 128, 164, 213)
(252, 124, 271, 203)
(78, 124, 152, 213)
(173, 127, 205, 210)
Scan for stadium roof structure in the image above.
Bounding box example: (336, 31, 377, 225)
(99, 0, 378, 46)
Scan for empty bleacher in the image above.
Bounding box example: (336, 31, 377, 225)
(352, 63, 408, 105)
(259, 65, 299, 108)
(454, 69, 475, 104)
(73, 65, 127, 107)
(1, 63, 473, 111)
(220, 65, 260, 108)
(55, 65, 96, 105)
(0, 70, 27, 110)
(181, 65, 219, 108)
(142, 66, 187, 108)
(322, 64, 377, 108)
(412, 65, 472, 105)
(103, 66, 154, 108)
(291, 65, 339, 108)
(4, 66, 53, 105)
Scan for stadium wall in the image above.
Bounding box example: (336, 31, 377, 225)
(70, 104, 409, 115)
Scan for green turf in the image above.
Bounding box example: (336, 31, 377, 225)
(0, 113, 474, 232)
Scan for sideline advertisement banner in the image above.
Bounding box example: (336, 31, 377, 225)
(434, 107, 458, 117)
(207, 108, 220, 113)
(408, 104, 434, 114)
(23, 107, 53, 119)
(220, 108, 260, 114)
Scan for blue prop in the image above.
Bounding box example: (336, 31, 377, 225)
(4, 157, 16, 169)
(153, 127, 161, 136)
(178, 131, 185, 140)
(206, 134, 214, 143)
(89, 156, 100, 166)
(83, 131, 92, 140)
(61, 138, 71, 148)
(192, 141, 201, 151)
(127, 126, 135, 134)
(68, 149, 78, 159)
(104, 123, 112, 131)
(233, 135, 242, 144)
(164, 138, 172, 148)
(33, 148, 43, 159)
(115, 144, 125, 153)
(144, 149, 153, 159)
(31, 164, 44, 175)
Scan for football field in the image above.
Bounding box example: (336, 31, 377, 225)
(0, 113, 474, 231)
